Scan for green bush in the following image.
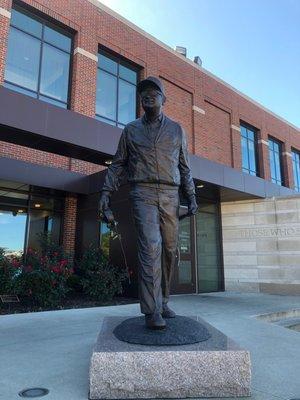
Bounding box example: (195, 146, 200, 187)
(77, 243, 127, 302)
(66, 273, 83, 294)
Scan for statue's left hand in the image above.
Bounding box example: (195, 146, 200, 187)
(187, 194, 198, 215)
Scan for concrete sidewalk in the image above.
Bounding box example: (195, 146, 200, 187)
(1, 292, 300, 400)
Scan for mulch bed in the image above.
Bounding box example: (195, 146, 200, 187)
(0, 293, 139, 315)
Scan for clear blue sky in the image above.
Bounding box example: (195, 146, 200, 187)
(99, 0, 300, 128)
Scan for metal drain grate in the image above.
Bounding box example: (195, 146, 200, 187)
(19, 388, 49, 398)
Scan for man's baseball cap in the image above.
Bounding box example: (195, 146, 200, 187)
(137, 76, 166, 100)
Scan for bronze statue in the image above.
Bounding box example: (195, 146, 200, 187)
(99, 76, 197, 329)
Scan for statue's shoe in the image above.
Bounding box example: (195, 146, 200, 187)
(145, 312, 166, 330)
(161, 304, 176, 318)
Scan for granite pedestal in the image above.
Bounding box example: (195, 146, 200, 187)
(89, 316, 251, 399)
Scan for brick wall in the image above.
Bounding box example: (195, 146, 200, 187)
(161, 78, 194, 152)
(0, 0, 299, 181)
(202, 101, 232, 166)
(0, 0, 300, 252)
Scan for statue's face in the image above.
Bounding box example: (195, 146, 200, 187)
(140, 86, 164, 112)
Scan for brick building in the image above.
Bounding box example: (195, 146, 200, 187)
(0, 0, 300, 296)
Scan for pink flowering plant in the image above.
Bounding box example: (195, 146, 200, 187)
(14, 234, 74, 308)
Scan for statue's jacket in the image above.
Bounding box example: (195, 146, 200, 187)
(102, 113, 195, 198)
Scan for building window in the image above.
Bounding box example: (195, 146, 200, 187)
(292, 150, 300, 192)
(269, 137, 283, 186)
(99, 222, 110, 258)
(240, 124, 258, 176)
(0, 181, 64, 255)
(4, 6, 72, 109)
(96, 50, 138, 128)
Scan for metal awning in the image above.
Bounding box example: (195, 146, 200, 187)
(0, 86, 297, 200)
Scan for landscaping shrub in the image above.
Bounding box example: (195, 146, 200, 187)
(77, 243, 127, 302)
(14, 234, 74, 308)
(0, 247, 20, 295)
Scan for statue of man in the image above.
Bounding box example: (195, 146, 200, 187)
(99, 76, 197, 329)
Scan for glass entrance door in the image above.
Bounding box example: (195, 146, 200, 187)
(171, 210, 196, 294)
(171, 200, 223, 295)
(195, 202, 223, 292)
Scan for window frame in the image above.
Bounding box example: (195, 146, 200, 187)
(4, 3, 74, 109)
(268, 136, 284, 186)
(240, 122, 260, 177)
(96, 48, 139, 127)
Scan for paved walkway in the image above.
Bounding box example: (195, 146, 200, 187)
(1, 292, 300, 400)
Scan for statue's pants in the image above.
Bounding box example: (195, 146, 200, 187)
(129, 184, 179, 315)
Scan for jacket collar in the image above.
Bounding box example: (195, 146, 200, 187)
(142, 112, 164, 125)
(140, 113, 167, 144)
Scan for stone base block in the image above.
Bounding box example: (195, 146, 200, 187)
(89, 316, 251, 399)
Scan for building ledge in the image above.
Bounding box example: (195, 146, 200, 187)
(0, 86, 297, 200)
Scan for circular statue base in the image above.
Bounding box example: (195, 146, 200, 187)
(113, 315, 211, 345)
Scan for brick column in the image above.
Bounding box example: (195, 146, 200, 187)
(230, 113, 242, 169)
(69, 29, 98, 171)
(0, 1, 12, 85)
(257, 128, 270, 180)
(70, 43, 98, 117)
(62, 195, 77, 255)
(282, 142, 294, 188)
(193, 73, 206, 157)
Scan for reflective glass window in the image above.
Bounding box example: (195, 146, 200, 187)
(96, 50, 138, 127)
(5, 28, 41, 91)
(240, 124, 258, 176)
(44, 26, 71, 52)
(96, 115, 116, 126)
(119, 64, 137, 84)
(248, 140, 256, 174)
(39, 95, 67, 108)
(269, 147, 276, 184)
(297, 157, 300, 191)
(292, 150, 300, 192)
(11, 8, 42, 38)
(0, 182, 64, 254)
(269, 138, 283, 185)
(3, 81, 37, 98)
(98, 53, 118, 74)
(4, 7, 72, 109)
(96, 70, 117, 121)
(241, 136, 249, 172)
(40, 44, 70, 102)
(118, 79, 136, 124)
(0, 210, 27, 254)
(100, 222, 110, 258)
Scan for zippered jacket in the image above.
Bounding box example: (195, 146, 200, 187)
(102, 113, 196, 198)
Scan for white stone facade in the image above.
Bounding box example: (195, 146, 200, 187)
(221, 195, 300, 295)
